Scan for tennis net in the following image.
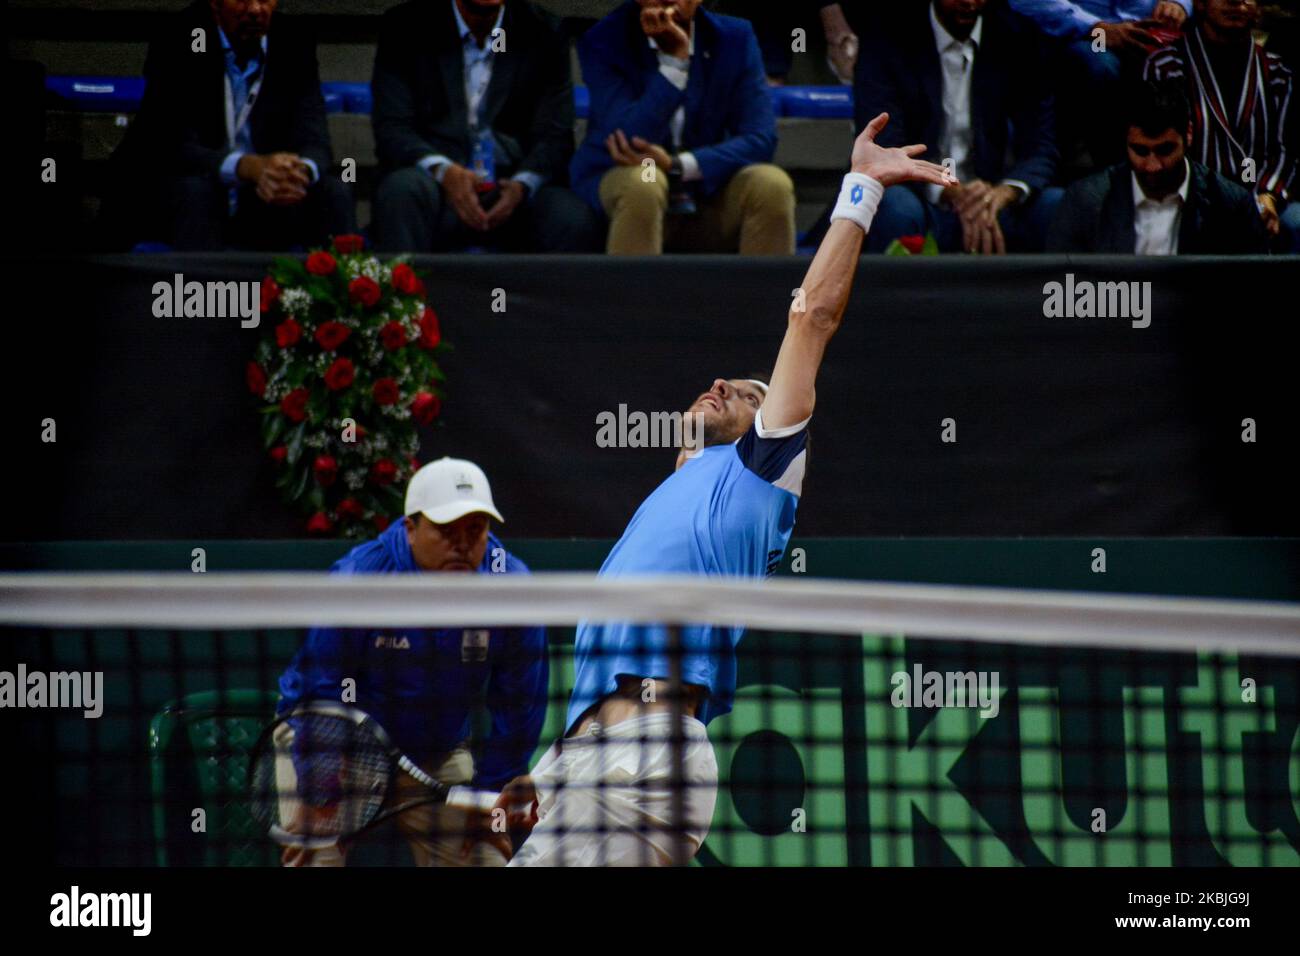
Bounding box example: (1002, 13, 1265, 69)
(2, 573, 1298, 867)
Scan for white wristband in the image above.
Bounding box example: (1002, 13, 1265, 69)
(830, 172, 884, 233)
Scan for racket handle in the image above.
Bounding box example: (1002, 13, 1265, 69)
(397, 755, 448, 796)
(398, 756, 497, 811)
(446, 786, 501, 813)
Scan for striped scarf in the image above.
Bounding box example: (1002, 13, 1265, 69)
(1145, 25, 1295, 203)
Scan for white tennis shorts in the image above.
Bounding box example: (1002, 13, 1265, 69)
(508, 712, 718, 867)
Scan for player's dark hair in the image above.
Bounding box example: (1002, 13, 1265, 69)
(1128, 82, 1190, 141)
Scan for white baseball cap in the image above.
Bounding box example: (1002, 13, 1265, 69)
(404, 457, 504, 525)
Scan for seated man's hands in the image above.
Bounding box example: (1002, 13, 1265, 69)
(1094, 20, 1159, 51)
(1257, 193, 1281, 237)
(945, 179, 1019, 255)
(440, 163, 490, 232)
(438, 165, 527, 233)
(606, 129, 673, 172)
(639, 2, 691, 59)
(821, 3, 859, 85)
(484, 179, 528, 230)
(238, 152, 311, 206)
(1152, 2, 1188, 27)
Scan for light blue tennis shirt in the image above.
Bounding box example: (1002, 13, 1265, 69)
(566, 408, 809, 731)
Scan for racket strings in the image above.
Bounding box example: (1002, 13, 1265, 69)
(250, 714, 392, 842)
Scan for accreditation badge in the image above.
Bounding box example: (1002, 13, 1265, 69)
(461, 629, 490, 663)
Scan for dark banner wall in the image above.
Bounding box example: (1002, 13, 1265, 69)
(4, 253, 1296, 540)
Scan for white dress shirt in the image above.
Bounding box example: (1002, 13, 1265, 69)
(925, 5, 1028, 207)
(1132, 159, 1191, 256)
(927, 6, 979, 204)
(648, 20, 701, 182)
(418, 1, 543, 196)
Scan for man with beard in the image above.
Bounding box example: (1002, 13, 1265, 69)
(1048, 82, 1267, 251)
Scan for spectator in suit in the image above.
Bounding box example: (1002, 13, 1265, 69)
(106, 0, 353, 251)
(1047, 82, 1268, 251)
(1145, 0, 1299, 250)
(370, 0, 600, 253)
(856, 0, 1064, 254)
(1010, 1, 1192, 168)
(570, 0, 796, 256)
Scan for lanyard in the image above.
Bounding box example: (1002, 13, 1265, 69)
(224, 63, 265, 148)
(464, 41, 492, 131)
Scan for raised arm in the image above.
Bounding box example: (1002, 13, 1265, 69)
(761, 114, 951, 430)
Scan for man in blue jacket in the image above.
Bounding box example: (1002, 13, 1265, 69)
(570, 0, 796, 254)
(277, 457, 548, 866)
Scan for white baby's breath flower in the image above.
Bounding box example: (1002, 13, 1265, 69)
(281, 288, 312, 313)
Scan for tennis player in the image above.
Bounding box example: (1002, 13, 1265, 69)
(276, 457, 548, 866)
(493, 114, 952, 865)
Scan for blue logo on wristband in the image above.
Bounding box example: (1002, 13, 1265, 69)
(850, 184, 863, 204)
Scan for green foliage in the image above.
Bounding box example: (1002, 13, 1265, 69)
(247, 238, 448, 537)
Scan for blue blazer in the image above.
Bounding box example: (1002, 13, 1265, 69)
(853, 1, 1058, 196)
(569, 2, 776, 212)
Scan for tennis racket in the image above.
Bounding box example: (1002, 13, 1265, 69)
(248, 700, 498, 850)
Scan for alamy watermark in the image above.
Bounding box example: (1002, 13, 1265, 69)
(890, 664, 1001, 718)
(50, 886, 151, 936)
(152, 273, 260, 327)
(1042, 273, 1151, 329)
(595, 404, 704, 449)
(0, 664, 103, 718)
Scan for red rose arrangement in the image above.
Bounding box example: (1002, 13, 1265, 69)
(249, 235, 449, 537)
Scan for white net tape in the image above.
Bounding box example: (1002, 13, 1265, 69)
(2, 572, 1298, 656)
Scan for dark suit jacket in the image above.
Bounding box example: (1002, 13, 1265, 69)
(568, 1, 776, 210)
(853, 0, 1057, 195)
(116, 0, 333, 179)
(1046, 160, 1269, 254)
(371, 0, 574, 183)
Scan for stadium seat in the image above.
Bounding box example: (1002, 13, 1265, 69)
(779, 85, 853, 120)
(322, 87, 345, 115)
(148, 688, 280, 867)
(45, 75, 144, 113)
(573, 84, 589, 120)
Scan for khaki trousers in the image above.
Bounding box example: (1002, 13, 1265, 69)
(281, 747, 506, 868)
(598, 162, 795, 255)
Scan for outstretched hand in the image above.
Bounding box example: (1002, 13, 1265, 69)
(850, 113, 953, 189)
